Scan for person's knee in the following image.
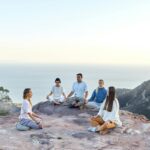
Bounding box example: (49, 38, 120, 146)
(91, 120, 99, 126)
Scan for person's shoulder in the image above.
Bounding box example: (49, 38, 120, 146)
(115, 98, 119, 101)
(52, 85, 56, 88)
(103, 87, 107, 92)
(82, 81, 87, 85)
(23, 100, 30, 106)
(51, 85, 55, 90)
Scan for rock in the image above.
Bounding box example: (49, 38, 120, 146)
(0, 99, 20, 116)
(125, 128, 141, 135)
(142, 123, 150, 132)
(0, 92, 150, 150)
(78, 113, 90, 118)
(0, 129, 7, 134)
(33, 100, 95, 117)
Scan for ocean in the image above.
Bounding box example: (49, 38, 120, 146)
(0, 64, 150, 104)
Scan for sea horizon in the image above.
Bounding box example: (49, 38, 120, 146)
(0, 63, 150, 104)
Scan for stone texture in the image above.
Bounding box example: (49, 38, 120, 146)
(0, 105, 150, 150)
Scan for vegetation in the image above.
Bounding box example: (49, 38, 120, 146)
(0, 86, 10, 100)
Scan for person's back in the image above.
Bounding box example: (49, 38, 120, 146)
(98, 98, 122, 127)
(89, 86, 122, 135)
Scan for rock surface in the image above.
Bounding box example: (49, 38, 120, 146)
(117, 80, 150, 119)
(0, 103, 150, 150)
(0, 99, 20, 116)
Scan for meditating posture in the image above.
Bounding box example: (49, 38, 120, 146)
(66, 73, 88, 108)
(46, 78, 66, 105)
(19, 88, 43, 129)
(89, 86, 122, 134)
(86, 79, 107, 110)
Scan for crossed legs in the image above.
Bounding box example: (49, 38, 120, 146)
(90, 116, 116, 134)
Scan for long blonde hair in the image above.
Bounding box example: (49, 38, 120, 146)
(23, 88, 32, 107)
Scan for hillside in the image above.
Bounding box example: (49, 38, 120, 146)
(117, 80, 150, 119)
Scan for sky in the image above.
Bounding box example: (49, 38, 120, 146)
(0, 0, 150, 65)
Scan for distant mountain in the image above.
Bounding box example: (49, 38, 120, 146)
(117, 80, 150, 119)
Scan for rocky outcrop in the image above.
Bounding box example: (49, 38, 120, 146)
(33, 101, 96, 116)
(0, 104, 150, 150)
(0, 100, 20, 115)
(117, 80, 150, 119)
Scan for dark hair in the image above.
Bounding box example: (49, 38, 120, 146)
(77, 73, 83, 78)
(104, 87, 116, 112)
(55, 78, 61, 83)
(23, 88, 32, 106)
(99, 79, 104, 83)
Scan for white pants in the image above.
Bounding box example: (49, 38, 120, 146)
(86, 102, 101, 110)
(49, 97, 65, 103)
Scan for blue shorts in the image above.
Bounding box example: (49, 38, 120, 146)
(20, 118, 41, 129)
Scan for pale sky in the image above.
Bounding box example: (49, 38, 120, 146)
(0, 0, 150, 65)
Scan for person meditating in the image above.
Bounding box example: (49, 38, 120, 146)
(19, 88, 43, 129)
(46, 78, 66, 105)
(86, 79, 107, 110)
(89, 86, 122, 134)
(66, 73, 88, 108)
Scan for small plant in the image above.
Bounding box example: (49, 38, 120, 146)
(0, 86, 10, 100)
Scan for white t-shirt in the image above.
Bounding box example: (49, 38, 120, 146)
(97, 98, 122, 127)
(51, 86, 64, 100)
(19, 99, 32, 120)
(72, 81, 88, 98)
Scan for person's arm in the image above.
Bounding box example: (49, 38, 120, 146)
(67, 91, 74, 98)
(91, 102, 104, 119)
(63, 92, 67, 99)
(28, 113, 39, 123)
(24, 102, 41, 124)
(89, 90, 96, 102)
(67, 83, 75, 98)
(32, 112, 42, 120)
(110, 99, 120, 122)
(61, 87, 67, 100)
(84, 91, 88, 104)
(83, 83, 88, 104)
(46, 92, 53, 99)
(97, 100, 105, 117)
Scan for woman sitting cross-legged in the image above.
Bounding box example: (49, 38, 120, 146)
(19, 88, 43, 130)
(89, 86, 122, 135)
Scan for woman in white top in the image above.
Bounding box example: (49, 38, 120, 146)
(90, 86, 122, 134)
(19, 88, 43, 129)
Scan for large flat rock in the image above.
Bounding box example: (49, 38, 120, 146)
(0, 105, 150, 150)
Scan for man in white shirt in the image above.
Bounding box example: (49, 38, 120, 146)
(46, 78, 66, 105)
(66, 73, 88, 108)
